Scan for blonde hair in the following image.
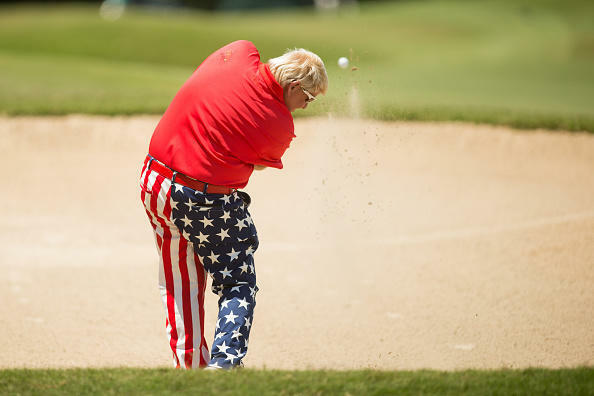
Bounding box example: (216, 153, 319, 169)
(268, 48, 328, 95)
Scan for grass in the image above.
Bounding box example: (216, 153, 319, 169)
(0, 1, 593, 131)
(0, 367, 593, 395)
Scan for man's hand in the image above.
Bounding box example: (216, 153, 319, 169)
(254, 165, 267, 171)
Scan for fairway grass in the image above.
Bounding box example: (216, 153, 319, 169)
(1, 367, 592, 395)
(0, 0, 593, 131)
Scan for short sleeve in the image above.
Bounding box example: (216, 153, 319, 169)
(251, 136, 293, 169)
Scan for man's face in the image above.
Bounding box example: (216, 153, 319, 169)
(284, 81, 317, 112)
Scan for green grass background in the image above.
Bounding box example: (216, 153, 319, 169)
(0, 0, 593, 131)
(1, 367, 593, 395)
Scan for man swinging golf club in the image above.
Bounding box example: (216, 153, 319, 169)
(139, 40, 328, 369)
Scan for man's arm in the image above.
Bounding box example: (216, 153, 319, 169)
(254, 165, 267, 171)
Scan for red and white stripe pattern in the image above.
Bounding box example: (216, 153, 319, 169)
(139, 158, 210, 369)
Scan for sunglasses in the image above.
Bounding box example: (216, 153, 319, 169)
(300, 86, 316, 103)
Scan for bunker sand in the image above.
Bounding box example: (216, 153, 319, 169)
(0, 116, 592, 370)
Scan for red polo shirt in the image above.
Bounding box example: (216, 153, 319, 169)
(148, 40, 295, 189)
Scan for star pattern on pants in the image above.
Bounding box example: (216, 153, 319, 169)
(170, 186, 260, 369)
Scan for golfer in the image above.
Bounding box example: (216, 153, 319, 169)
(139, 40, 328, 369)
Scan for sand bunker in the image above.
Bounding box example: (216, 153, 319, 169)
(1, 115, 592, 370)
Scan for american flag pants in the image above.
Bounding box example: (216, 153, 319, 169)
(139, 155, 259, 369)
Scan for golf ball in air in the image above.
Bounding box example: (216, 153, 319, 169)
(338, 57, 349, 69)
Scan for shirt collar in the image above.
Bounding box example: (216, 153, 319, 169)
(259, 63, 285, 104)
